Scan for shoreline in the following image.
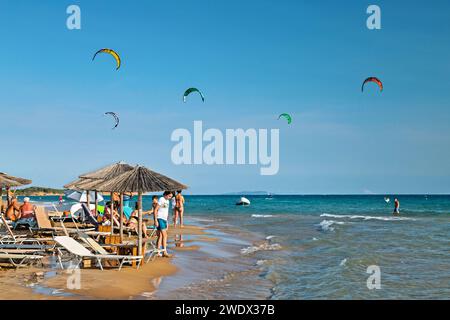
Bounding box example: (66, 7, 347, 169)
(0, 222, 257, 300)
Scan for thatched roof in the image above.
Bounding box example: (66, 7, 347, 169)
(0, 172, 32, 187)
(79, 161, 134, 180)
(63, 177, 95, 190)
(64, 162, 134, 190)
(88, 165, 188, 193)
(71, 178, 105, 191)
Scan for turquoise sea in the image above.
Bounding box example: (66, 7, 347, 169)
(29, 194, 449, 299)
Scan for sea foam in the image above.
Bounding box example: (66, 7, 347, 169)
(252, 214, 274, 218)
(321, 213, 416, 222)
(241, 243, 282, 255)
(318, 220, 345, 232)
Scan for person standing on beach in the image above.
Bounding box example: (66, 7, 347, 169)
(174, 190, 185, 228)
(393, 198, 400, 215)
(154, 191, 173, 257)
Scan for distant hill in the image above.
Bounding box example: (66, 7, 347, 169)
(14, 186, 65, 196)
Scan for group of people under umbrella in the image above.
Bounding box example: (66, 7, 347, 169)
(63, 162, 188, 257)
(1, 162, 188, 259)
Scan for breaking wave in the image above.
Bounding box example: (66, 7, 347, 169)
(252, 214, 274, 218)
(241, 243, 282, 255)
(317, 220, 345, 232)
(321, 213, 416, 221)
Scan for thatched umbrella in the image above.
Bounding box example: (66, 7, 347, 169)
(63, 177, 95, 190)
(0, 172, 32, 208)
(90, 165, 188, 257)
(79, 162, 134, 227)
(64, 162, 134, 236)
(79, 161, 134, 180)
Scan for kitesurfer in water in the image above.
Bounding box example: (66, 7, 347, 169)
(393, 198, 400, 215)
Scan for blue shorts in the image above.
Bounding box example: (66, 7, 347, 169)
(157, 218, 168, 231)
(13, 218, 37, 229)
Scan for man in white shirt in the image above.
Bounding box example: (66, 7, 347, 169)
(153, 191, 174, 257)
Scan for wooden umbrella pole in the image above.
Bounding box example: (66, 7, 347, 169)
(138, 192, 143, 257)
(110, 192, 114, 236)
(86, 190, 90, 214)
(5, 186, 10, 207)
(120, 193, 124, 243)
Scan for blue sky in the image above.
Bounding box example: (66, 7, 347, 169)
(0, 0, 449, 194)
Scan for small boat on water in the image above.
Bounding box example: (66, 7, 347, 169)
(236, 197, 251, 206)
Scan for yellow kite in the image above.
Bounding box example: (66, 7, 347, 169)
(92, 48, 121, 70)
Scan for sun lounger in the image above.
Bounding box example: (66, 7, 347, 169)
(77, 232, 159, 265)
(33, 208, 95, 236)
(80, 203, 99, 227)
(0, 248, 46, 254)
(48, 204, 78, 222)
(54, 236, 143, 271)
(0, 252, 44, 268)
(0, 214, 53, 245)
(0, 243, 54, 251)
(77, 232, 114, 255)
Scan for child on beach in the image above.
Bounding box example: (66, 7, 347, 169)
(154, 191, 173, 257)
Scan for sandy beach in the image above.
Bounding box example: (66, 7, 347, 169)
(0, 225, 220, 300)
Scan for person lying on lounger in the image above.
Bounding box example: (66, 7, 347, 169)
(126, 203, 149, 238)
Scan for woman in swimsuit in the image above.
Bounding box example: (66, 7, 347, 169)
(174, 190, 185, 228)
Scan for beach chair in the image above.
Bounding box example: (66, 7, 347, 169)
(0, 214, 52, 245)
(80, 203, 99, 227)
(77, 232, 114, 256)
(33, 207, 96, 236)
(0, 248, 47, 255)
(77, 232, 158, 267)
(0, 252, 44, 268)
(144, 240, 163, 263)
(0, 243, 54, 251)
(54, 236, 143, 271)
(48, 204, 79, 223)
